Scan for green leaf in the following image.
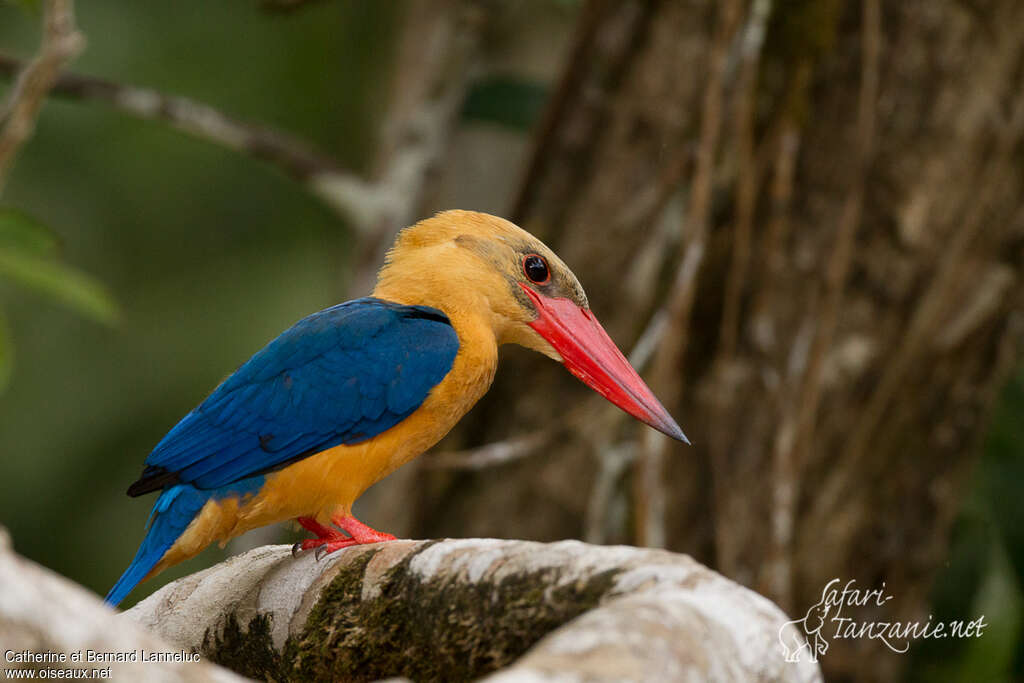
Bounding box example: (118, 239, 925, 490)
(0, 247, 119, 324)
(0, 206, 60, 256)
(0, 307, 11, 393)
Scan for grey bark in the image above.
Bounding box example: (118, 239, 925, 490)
(0, 527, 245, 682)
(125, 539, 821, 682)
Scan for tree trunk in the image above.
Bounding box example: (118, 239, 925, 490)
(415, 1, 1024, 680)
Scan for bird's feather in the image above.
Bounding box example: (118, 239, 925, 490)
(127, 298, 459, 495)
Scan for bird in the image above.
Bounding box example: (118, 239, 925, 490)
(105, 210, 688, 606)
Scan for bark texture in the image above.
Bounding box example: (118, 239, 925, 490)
(410, 1, 1024, 680)
(125, 539, 821, 682)
(0, 527, 244, 682)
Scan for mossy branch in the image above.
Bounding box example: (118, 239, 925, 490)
(124, 539, 822, 682)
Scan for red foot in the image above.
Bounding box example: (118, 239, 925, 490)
(293, 515, 396, 560)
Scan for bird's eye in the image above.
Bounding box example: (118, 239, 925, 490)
(522, 254, 550, 285)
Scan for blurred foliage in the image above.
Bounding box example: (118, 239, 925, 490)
(1, 0, 38, 14)
(907, 368, 1024, 681)
(0, 206, 119, 391)
(0, 206, 119, 326)
(0, 207, 60, 254)
(462, 75, 547, 131)
(0, 306, 10, 389)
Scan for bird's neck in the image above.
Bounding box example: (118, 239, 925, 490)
(372, 248, 509, 340)
(373, 275, 499, 365)
(373, 277, 500, 438)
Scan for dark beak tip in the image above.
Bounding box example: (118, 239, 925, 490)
(661, 420, 691, 445)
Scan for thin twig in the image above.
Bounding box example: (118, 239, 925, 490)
(345, 0, 488, 296)
(510, 0, 620, 224)
(0, 0, 485, 243)
(717, 0, 772, 360)
(425, 431, 552, 470)
(510, 0, 654, 235)
(792, 0, 880, 460)
(699, 0, 773, 574)
(584, 443, 635, 543)
(0, 0, 85, 193)
(635, 0, 744, 549)
(748, 63, 808, 353)
(0, 54, 382, 227)
(765, 0, 880, 610)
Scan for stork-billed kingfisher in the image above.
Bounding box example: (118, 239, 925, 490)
(105, 210, 688, 606)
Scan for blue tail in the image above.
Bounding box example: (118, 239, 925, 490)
(105, 485, 208, 607)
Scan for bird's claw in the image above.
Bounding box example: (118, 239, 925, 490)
(291, 537, 345, 560)
(292, 514, 391, 562)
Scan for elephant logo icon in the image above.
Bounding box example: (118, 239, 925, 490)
(779, 598, 832, 663)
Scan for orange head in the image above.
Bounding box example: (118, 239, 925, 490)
(373, 210, 688, 442)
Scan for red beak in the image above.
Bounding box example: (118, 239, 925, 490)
(521, 284, 689, 444)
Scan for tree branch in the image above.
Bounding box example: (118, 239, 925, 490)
(425, 431, 552, 470)
(765, 0, 880, 609)
(0, 527, 244, 681)
(0, 0, 487, 252)
(635, 0, 744, 549)
(123, 539, 822, 682)
(344, 0, 489, 295)
(0, 0, 85, 193)
(0, 53, 384, 227)
(717, 0, 773, 361)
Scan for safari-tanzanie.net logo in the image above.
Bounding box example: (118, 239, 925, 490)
(778, 579, 987, 663)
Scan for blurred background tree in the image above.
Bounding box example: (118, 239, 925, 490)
(1, 1, 1021, 681)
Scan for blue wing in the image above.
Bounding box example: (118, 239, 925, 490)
(127, 298, 459, 495)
